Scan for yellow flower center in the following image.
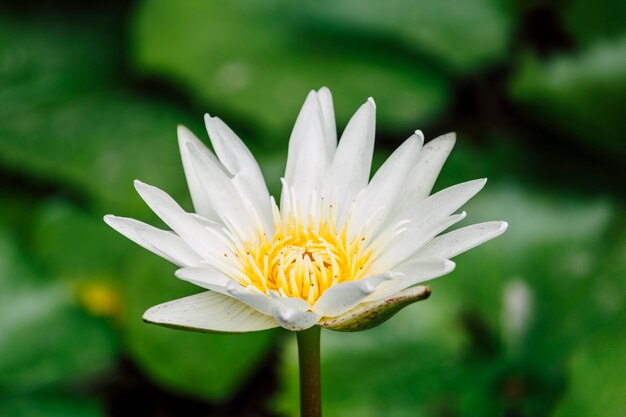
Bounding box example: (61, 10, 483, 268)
(235, 212, 373, 304)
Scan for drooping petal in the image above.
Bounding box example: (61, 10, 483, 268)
(271, 306, 320, 331)
(324, 98, 376, 225)
(177, 126, 220, 220)
(311, 272, 394, 317)
(174, 267, 232, 294)
(143, 291, 279, 334)
(368, 258, 455, 301)
(348, 133, 422, 240)
(104, 215, 202, 267)
(395, 132, 456, 211)
(417, 221, 509, 259)
(133, 181, 230, 259)
(226, 281, 275, 315)
(319, 285, 431, 332)
(204, 115, 273, 234)
(226, 282, 320, 330)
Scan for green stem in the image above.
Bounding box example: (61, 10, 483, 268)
(296, 326, 322, 417)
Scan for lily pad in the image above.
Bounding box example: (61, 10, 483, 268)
(0, 229, 118, 394)
(123, 253, 278, 401)
(551, 332, 626, 417)
(0, 395, 104, 417)
(269, 0, 513, 73)
(562, 0, 626, 46)
(131, 0, 449, 139)
(510, 38, 626, 158)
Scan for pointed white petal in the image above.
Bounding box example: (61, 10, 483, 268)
(325, 99, 376, 223)
(204, 115, 273, 233)
(174, 267, 231, 294)
(283, 90, 329, 216)
(398, 178, 487, 225)
(185, 142, 255, 239)
(177, 126, 220, 220)
(397, 132, 456, 210)
(348, 134, 422, 239)
(104, 215, 201, 267)
(370, 212, 467, 271)
(368, 259, 455, 301)
(143, 291, 279, 333)
(312, 272, 394, 317)
(418, 221, 509, 259)
(133, 181, 229, 258)
(317, 87, 337, 158)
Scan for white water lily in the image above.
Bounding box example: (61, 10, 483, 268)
(104, 87, 507, 332)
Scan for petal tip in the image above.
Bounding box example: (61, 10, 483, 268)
(133, 179, 146, 191)
(444, 259, 456, 273)
(318, 86, 331, 95)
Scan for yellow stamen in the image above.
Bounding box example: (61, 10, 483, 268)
(236, 212, 372, 304)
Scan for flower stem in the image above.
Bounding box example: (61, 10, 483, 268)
(296, 326, 322, 417)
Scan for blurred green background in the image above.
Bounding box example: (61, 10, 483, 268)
(0, 0, 624, 416)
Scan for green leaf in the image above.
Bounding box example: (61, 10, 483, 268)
(0, 229, 118, 394)
(31, 200, 127, 281)
(131, 0, 449, 139)
(0, 90, 201, 215)
(551, 332, 626, 417)
(0, 7, 199, 215)
(510, 38, 626, 158)
(0, 13, 118, 119)
(562, 0, 626, 46)
(123, 254, 278, 401)
(0, 395, 104, 417)
(271, 0, 513, 73)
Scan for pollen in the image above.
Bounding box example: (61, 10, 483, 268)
(234, 208, 373, 305)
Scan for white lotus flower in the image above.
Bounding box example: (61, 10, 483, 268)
(104, 87, 507, 333)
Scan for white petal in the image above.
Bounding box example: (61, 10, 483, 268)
(143, 291, 279, 333)
(283, 90, 329, 217)
(417, 221, 509, 259)
(396, 132, 456, 210)
(312, 272, 394, 317)
(175, 267, 232, 294)
(397, 178, 487, 226)
(348, 133, 422, 239)
(204, 115, 273, 233)
(367, 258, 455, 301)
(133, 181, 229, 258)
(185, 142, 255, 239)
(370, 212, 467, 271)
(324, 99, 376, 224)
(104, 215, 201, 267)
(317, 86, 337, 159)
(227, 282, 320, 331)
(177, 126, 220, 220)
(271, 307, 320, 331)
(226, 281, 275, 315)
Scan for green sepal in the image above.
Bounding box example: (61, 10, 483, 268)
(319, 286, 431, 332)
